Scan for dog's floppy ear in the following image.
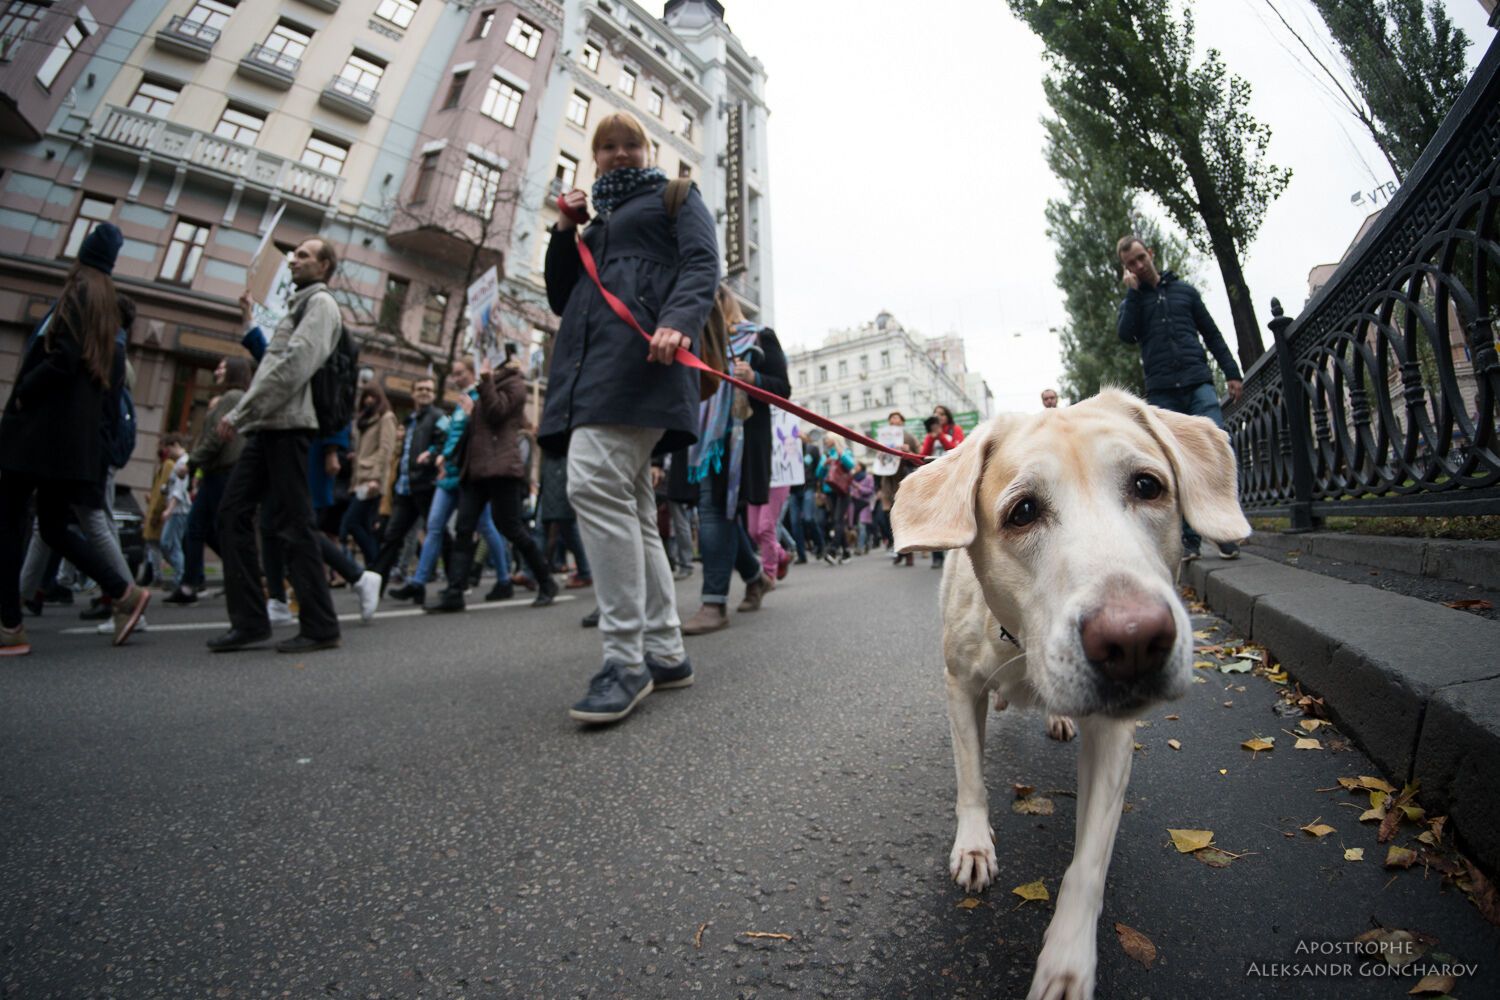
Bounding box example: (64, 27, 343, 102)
(1130, 399, 1251, 545)
(891, 418, 1002, 553)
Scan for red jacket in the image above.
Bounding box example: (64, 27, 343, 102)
(919, 422, 965, 456)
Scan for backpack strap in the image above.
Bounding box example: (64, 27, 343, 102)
(663, 178, 693, 220)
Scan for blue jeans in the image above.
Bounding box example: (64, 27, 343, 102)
(411, 486, 508, 585)
(160, 510, 188, 584)
(698, 479, 762, 604)
(182, 471, 228, 589)
(340, 494, 381, 563)
(1147, 382, 1226, 551)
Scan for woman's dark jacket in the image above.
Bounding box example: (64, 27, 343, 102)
(1116, 271, 1242, 392)
(541, 176, 720, 456)
(0, 312, 117, 483)
(461, 366, 529, 481)
(735, 327, 790, 507)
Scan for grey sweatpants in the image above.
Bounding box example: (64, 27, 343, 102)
(566, 425, 685, 668)
(20, 503, 132, 598)
(668, 500, 695, 570)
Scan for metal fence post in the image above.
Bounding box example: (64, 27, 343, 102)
(1269, 298, 1319, 532)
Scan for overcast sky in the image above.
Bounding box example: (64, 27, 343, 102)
(719, 0, 1496, 412)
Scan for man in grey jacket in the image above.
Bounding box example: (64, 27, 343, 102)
(208, 238, 342, 653)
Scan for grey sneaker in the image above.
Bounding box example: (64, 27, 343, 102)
(1217, 541, 1241, 560)
(569, 660, 654, 724)
(645, 653, 694, 690)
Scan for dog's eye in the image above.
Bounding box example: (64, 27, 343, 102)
(1005, 496, 1041, 528)
(1133, 473, 1164, 500)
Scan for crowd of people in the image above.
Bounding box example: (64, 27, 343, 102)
(0, 107, 1244, 730)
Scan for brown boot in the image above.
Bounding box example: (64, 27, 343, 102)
(737, 573, 773, 612)
(680, 603, 729, 635)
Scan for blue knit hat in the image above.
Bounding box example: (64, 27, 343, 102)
(78, 222, 123, 275)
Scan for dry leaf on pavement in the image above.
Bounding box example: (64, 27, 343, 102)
(739, 931, 793, 941)
(1167, 739, 1182, 751)
(1220, 659, 1254, 674)
(1168, 829, 1215, 853)
(1295, 738, 1323, 750)
(1242, 737, 1275, 753)
(1301, 820, 1336, 838)
(1442, 598, 1493, 610)
(1299, 719, 1328, 732)
(1385, 846, 1418, 869)
(1194, 848, 1241, 868)
(1012, 784, 1036, 799)
(1013, 795, 1055, 816)
(1114, 923, 1157, 969)
(1408, 973, 1456, 995)
(1012, 880, 1049, 904)
(956, 897, 982, 910)
(1344, 848, 1364, 861)
(1460, 858, 1500, 926)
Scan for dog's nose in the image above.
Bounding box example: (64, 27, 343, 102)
(1080, 599, 1177, 682)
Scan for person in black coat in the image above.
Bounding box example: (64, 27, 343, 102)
(545, 111, 719, 725)
(681, 285, 790, 635)
(0, 224, 151, 653)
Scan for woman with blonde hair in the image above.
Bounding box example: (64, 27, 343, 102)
(544, 110, 720, 724)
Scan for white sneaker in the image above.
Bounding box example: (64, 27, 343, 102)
(267, 599, 294, 626)
(354, 570, 381, 623)
(97, 617, 147, 635)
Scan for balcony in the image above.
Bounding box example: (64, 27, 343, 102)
(90, 105, 343, 208)
(319, 75, 378, 123)
(296, 0, 341, 10)
(237, 44, 300, 90)
(154, 15, 219, 62)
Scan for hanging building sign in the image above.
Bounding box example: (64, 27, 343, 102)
(724, 101, 747, 275)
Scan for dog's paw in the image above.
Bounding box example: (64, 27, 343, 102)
(949, 819, 998, 892)
(1045, 714, 1077, 742)
(992, 692, 1009, 712)
(1027, 931, 1097, 1000)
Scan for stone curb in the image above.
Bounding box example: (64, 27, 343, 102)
(1248, 530, 1500, 591)
(1183, 552, 1500, 878)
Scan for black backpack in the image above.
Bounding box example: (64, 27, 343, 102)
(294, 291, 359, 436)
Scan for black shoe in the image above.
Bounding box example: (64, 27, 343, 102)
(581, 606, 600, 628)
(388, 581, 425, 604)
(1181, 541, 1201, 563)
(43, 584, 73, 605)
(207, 627, 273, 652)
(645, 652, 694, 690)
(1217, 541, 1241, 560)
(484, 581, 514, 602)
(424, 589, 466, 613)
(531, 576, 559, 608)
(164, 587, 198, 605)
(79, 598, 111, 621)
(568, 660, 653, 724)
(24, 592, 45, 617)
(276, 632, 340, 654)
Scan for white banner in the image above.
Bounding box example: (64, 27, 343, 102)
(871, 424, 905, 476)
(250, 259, 294, 333)
(466, 266, 501, 369)
(770, 408, 806, 488)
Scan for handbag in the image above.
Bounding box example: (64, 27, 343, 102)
(825, 458, 853, 495)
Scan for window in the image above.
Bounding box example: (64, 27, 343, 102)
(62, 197, 114, 259)
(880, 349, 890, 368)
(335, 52, 384, 99)
(213, 105, 264, 143)
(647, 88, 663, 117)
(565, 91, 589, 127)
(859, 354, 868, 371)
(1, 3, 49, 62)
(301, 134, 349, 174)
(581, 40, 600, 72)
(820, 398, 830, 414)
(159, 219, 210, 284)
(678, 161, 692, 179)
(862, 388, 873, 409)
(454, 155, 502, 218)
(474, 9, 494, 38)
(127, 79, 179, 117)
(798, 369, 807, 386)
(35, 16, 90, 89)
(442, 71, 468, 110)
(617, 65, 636, 97)
(884, 385, 895, 405)
(374, 0, 418, 30)
(648, 140, 660, 165)
(410, 150, 438, 203)
(817, 364, 827, 383)
(504, 15, 541, 58)
(481, 76, 522, 127)
(838, 360, 848, 378)
(681, 110, 694, 140)
(183, 0, 235, 31)
(380, 275, 409, 331)
(554, 153, 577, 190)
(262, 21, 310, 62)
(840, 393, 851, 413)
(536, 228, 551, 269)
(421, 290, 448, 345)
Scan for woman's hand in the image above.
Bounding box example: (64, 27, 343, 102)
(731, 358, 754, 382)
(456, 394, 474, 415)
(238, 291, 254, 327)
(556, 189, 589, 230)
(479, 355, 494, 378)
(324, 450, 341, 478)
(648, 327, 690, 365)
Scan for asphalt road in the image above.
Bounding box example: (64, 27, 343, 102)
(2, 554, 1497, 998)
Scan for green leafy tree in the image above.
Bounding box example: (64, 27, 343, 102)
(1043, 116, 1200, 400)
(1008, 0, 1292, 371)
(1308, 0, 1470, 178)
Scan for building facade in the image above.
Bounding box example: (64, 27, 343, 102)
(784, 310, 991, 456)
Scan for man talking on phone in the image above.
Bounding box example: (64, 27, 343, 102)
(1116, 234, 1243, 562)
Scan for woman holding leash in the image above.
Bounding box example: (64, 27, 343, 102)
(680, 284, 790, 636)
(544, 110, 719, 725)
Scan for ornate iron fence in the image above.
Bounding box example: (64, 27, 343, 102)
(1223, 34, 1500, 528)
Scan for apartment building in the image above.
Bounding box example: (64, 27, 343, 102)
(0, 0, 564, 491)
(785, 311, 991, 456)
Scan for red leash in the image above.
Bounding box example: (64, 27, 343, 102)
(560, 196, 927, 464)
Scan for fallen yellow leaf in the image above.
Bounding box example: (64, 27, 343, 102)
(1167, 739, 1182, 750)
(1344, 848, 1364, 861)
(1359, 776, 1397, 793)
(1359, 808, 1386, 823)
(1114, 923, 1157, 969)
(1299, 719, 1328, 732)
(1295, 738, 1323, 750)
(1133, 742, 1145, 751)
(1242, 737, 1275, 752)
(1012, 783, 1036, 799)
(1408, 973, 1456, 995)
(1385, 846, 1418, 869)
(1193, 630, 1212, 640)
(1194, 847, 1238, 868)
(1013, 796, 1055, 816)
(1168, 829, 1215, 853)
(1193, 676, 1208, 685)
(1301, 821, 1336, 838)
(1012, 879, 1049, 904)
(1194, 660, 1216, 670)
(1218, 769, 1227, 775)
(1164, 714, 1180, 721)
(1337, 777, 1362, 791)
(956, 897, 982, 910)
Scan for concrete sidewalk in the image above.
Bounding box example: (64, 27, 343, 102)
(1183, 549, 1500, 879)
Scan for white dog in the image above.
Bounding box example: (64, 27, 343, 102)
(891, 390, 1250, 1000)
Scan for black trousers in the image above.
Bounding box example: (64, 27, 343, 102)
(0, 473, 129, 629)
(448, 476, 548, 590)
(218, 430, 338, 638)
(370, 487, 442, 580)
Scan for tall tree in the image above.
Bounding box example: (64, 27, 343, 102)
(1043, 116, 1200, 400)
(1008, 0, 1293, 371)
(1308, 0, 1470, 178)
